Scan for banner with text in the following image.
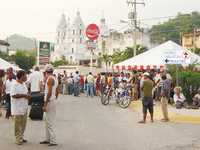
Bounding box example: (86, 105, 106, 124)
(39, 41, 51, 65)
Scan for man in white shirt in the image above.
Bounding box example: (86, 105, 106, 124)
(4, 70, 15, 119)
(10, 70, 30, 145)
(27, 66, 43, 93)
(40, 64, 59, 146)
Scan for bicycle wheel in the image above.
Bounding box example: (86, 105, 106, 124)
(118, 96, 131, 109)
(101, 91, 110, 105)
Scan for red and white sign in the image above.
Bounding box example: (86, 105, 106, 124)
(86, 40, 97, 50)
(86, 24, 100, 41)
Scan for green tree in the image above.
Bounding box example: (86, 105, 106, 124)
(52, 56, 69, 67)
(150, 11, 200, 44)
(192, 48, 200, 55)
(15, 50, 36, 71)
(100, 54, 112, 72)
(112, 45, 147, 64)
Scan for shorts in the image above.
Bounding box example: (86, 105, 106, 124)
(142, 97, 154, 114)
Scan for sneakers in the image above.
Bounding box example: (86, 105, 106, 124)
(40, 141, 58, 146)
(22, 139, 28, 143)
(40, 141, 50, 144)
(48, 143, 58, 146)
(15, 139, 27, 145)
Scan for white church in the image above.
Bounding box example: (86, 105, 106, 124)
(51, 11, 109, 65)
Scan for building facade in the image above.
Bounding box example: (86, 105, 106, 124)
(100, 28, 152, 55)
(182, 28, 200, 50)
(52, 12, 92, 65)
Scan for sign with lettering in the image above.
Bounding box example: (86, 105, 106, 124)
(39, 41, 50, 65)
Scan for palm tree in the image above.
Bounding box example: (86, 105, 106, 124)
(100, 54, 112, 72)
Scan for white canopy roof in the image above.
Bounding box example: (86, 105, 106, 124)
(114, 41, 200, 70)
(0, 58, 20, 70)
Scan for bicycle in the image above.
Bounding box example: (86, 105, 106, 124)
(100, 84, 132, 109)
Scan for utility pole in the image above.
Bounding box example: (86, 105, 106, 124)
(127, 0, 145, 56)
(193, 27, 196, 52)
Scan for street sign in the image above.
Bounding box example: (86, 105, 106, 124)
(164, 50, 191, 65)
(86, 24, 100, 41)
(86, 40, 97, 50)
(38, 41, 51, 65)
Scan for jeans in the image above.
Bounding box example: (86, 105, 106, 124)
(74, 83, 80, 96)
(68, 84, 74, 95)
(6, 94, 11, 118)
(87, 83, 94, 97)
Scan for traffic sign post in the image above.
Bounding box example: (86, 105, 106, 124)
(86, 24, 100, 72)
(164, 50, 191, 86)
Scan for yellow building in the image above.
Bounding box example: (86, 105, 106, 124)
(182, 29, 200, 50)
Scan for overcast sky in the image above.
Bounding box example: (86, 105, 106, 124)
(0, 0, 199, 41)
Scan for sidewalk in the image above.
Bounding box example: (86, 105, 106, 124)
(130, 101, 200, 124)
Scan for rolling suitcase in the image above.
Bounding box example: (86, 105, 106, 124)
(29, 92, 44, 105)
(29, 102, 44, 120)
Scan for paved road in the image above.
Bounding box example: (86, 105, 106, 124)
(0, 95, 200, 150)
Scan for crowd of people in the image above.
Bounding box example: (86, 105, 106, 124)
(1, 66, 200, 145)
(52, 69, 200, 111)
(56, 69, 200, 123)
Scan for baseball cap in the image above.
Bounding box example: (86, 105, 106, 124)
(143, 72, 150, 77)
(45, 64, 54, 72)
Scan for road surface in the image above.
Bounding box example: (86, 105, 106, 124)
(0, 95, 200, 150)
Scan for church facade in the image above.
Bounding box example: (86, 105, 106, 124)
(52, 11, 103, 65)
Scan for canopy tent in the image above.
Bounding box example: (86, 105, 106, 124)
(114, 41, 200, 70)
(0, 57, 20, 70)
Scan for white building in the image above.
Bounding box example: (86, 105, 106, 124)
(51, 11, 92, 65)
(103, 29, 153, 55)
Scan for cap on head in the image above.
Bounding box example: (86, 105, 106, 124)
(143, 72, 150, 77)
(45, 64, 54, 73)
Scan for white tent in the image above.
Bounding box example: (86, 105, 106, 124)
(114, 41, 200, 70)
(0, 57, 20, 70)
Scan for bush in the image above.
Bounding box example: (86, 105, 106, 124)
(178, 71, 200, 103)
(168, 65, 200, 104)
(52, 59, 68, 67)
